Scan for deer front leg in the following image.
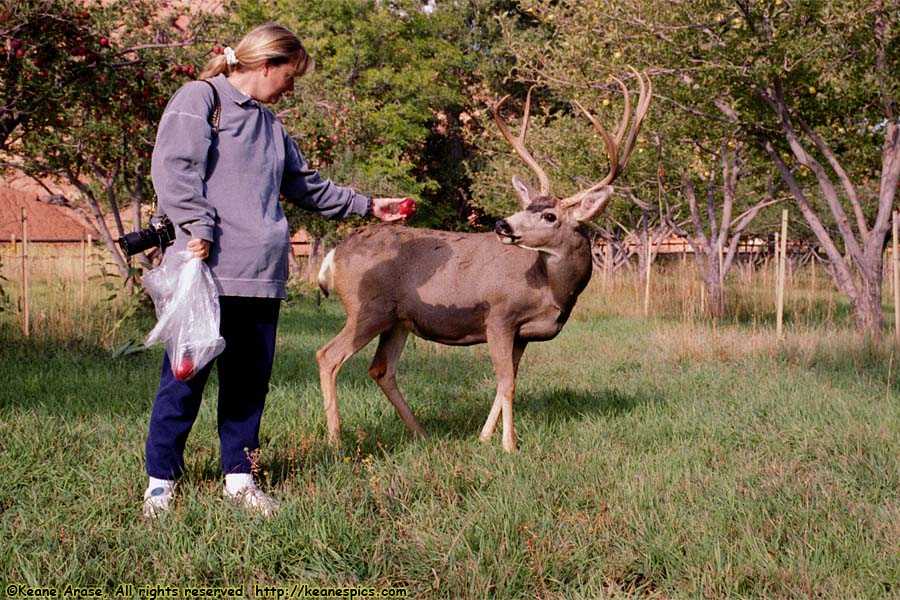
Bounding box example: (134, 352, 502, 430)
(479, 336, 527, 452)
(317, 319, 385, 446)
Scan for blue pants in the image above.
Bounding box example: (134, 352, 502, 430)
(145, 296, 281, 480)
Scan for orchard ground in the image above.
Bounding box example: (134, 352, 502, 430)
(1, 257, 899, 598)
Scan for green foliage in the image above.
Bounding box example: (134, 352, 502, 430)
(648, 0, 891, 228)
(230, 0, 480, 231)
(2, 0, 231, 278)
(485, 0, 897, 241)
(1, 0, 97, 150)
(463, 1, 664, 224)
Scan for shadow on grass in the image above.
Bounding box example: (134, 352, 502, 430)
(249, 384, 661, 488)
(313, 383, 659, 458)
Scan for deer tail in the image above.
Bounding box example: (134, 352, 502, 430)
(317, 249, 336, 297)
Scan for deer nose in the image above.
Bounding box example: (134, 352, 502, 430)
(495, 220, 513, 236)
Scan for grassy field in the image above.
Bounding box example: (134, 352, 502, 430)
(2, 254, 900, 598)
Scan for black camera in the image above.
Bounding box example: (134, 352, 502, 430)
(118, 215, 176, 256)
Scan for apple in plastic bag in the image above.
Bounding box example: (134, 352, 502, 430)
(174, 356, 195, 380)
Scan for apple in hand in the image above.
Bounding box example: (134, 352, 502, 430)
(396, 197, 417, 217)
(174, 356, 195, 380)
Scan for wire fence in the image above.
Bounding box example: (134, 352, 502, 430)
(3, 207, 900, 342)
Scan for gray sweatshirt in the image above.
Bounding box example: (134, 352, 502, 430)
(151, 74, 370, 298)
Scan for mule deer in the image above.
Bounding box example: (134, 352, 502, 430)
(316, 70, 652, 451)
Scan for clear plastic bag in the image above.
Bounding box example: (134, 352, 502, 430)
(143, 251, 225, 380)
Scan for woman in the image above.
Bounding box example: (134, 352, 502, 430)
(143, 23, 408, 518)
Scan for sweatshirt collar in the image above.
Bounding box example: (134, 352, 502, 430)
(211, 73, 258, 107)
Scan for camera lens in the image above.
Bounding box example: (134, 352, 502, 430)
(117, 216, 176, 256)
(118, 229, 159, 256)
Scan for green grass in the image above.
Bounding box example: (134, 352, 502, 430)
(2, 276, 900, 598)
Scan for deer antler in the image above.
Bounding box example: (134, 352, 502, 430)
(493, 86, 551, 197)
(560, 67, 653, 208)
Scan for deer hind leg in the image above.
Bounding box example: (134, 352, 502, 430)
(479, 337, 527, 452)
(316, 316, 388, 446)
(368, 326, 425, 437)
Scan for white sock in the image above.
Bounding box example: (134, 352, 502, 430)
(147, 477, 175, 492)
(225, 473, 255, 494)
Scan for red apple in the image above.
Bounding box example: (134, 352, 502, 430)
(99, 37, 109, 47)
(174, 357, 195, 380)
(396, 197, 417, 217)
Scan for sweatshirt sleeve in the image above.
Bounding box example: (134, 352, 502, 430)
(280, 129, 370, 220)
(150, 82, 217, 241)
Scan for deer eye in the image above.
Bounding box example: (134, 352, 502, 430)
(541, 212, 557, 223)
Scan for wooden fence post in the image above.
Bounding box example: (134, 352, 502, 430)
(811, 253, 816, 294)
(718, 239, 724, 289)
(776, 208, 788, 338)
(644, 241, 652, 317)
(893, 210, 899, 344)
(21, 207, 29, 337)
(605, 243, 612, 289)
(773, 232, 779, 299)
(81, 230, 87, 308)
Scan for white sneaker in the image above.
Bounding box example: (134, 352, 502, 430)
(223, 484, 277, 517)
(142, 485, 175, 518)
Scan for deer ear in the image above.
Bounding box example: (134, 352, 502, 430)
(571, 187, 614, 222)
(511, 175, 536, 209)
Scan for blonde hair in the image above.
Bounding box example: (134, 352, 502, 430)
(199, 23, 315, 80)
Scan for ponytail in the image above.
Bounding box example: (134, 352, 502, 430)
(198, 54, 229, 80)
(197, 23, 314, 82)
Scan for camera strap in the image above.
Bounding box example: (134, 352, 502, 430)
(202, 80, 221, 137)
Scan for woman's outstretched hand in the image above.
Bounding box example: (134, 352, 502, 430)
(371, 197, 417, 222)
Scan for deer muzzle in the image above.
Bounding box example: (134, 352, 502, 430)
(495, 219, 519, 244)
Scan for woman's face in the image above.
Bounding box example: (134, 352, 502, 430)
(257, 56, 302, 103)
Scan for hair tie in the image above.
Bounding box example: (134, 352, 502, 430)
(223, 47, 239, 66)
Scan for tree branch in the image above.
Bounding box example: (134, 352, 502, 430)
(760, 134, 858, 302)
(793, 113, 867, 244)
(758, 80, 868, 274)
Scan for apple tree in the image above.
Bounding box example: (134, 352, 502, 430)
(640, 0, 899, 336)
(1, 0, 227, 284)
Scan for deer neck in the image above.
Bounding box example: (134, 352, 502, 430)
(539, 228, 593, 312)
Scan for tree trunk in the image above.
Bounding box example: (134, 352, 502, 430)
(704, 275, 724, 319)
(67, 174, 131, 283)
(699, 252, 724, 318)
(853, 262, 885, 338)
